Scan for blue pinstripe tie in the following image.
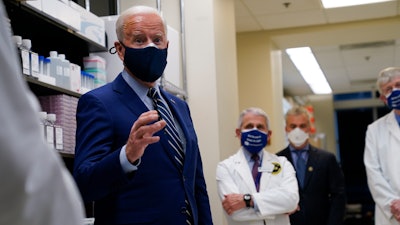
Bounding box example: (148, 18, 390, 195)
(148, 88, 185, 170)
(148, 88, 192, 225)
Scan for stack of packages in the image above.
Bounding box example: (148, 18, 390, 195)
(38, 94, 78, 154)
(83, 54, 107, 88)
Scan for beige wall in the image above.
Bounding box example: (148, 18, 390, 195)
(308, 95, 336, 155)
(236, 32, 287, 153)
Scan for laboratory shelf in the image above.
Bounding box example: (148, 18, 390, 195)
(4, 0, 107, 68)
(25, 76, 82, 98)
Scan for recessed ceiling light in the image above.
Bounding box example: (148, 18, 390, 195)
(286, 47, 332, 95)
(321, 0, 394, 9)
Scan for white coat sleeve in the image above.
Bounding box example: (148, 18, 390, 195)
(364, 123, 398, 220)
(0, 1, 85, 225)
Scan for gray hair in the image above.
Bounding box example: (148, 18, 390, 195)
(285, 106, 310, 124)
(376, 67, 400, 94)
(115, 5, 167, 42)
(237, 107, 270, 130)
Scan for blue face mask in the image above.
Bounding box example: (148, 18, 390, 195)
(122, 43, 168, 82)
(386, 88, 400, 110)
(241, 128, 268, 154)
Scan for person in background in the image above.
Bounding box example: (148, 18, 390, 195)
(276, 106, 346, 225)
(73, 5, 213, 225)
(0, 1, 85, 224)
(364, 67, 400, 225)
(216, 107, 299, 225)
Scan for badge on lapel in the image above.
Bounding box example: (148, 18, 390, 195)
(259, 162, 282, 175)
(271, 162, 281, 175)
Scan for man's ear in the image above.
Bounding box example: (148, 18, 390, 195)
(380, 94, 388, 105)
(267, 131, 272, 146)
(235, 128, 241, 138)
(114, 41, 124, 60)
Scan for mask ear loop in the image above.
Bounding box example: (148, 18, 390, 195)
(109, 46, 117, 54)
(109, 42, 126, 54)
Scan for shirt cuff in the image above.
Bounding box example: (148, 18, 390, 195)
(119, 145, 140, 173)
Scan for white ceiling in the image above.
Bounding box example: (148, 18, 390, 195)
(234, 0, 400, 96)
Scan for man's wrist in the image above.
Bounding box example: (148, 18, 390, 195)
(131, 158, 141, 166)
(243, 194, 252, 208)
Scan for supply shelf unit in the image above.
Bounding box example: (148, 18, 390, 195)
(5, 0, 107, 218)
(4, 0, 107, 68)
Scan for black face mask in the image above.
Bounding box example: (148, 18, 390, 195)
(122, 43, 168, 82)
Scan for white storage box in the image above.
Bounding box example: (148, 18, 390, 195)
(24, 0, 42, 11)
(69, 1, 106, 47)
(42, 0, 81, 31)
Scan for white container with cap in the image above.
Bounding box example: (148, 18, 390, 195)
(20, 39, 31, 76)
(38, 56, 56, 85)
(38, 111, 48, 141)
(47, 51, 63, 87)
(46, 113, 56, 149)
(58, 53, 71, 90)
(47, 113, 63, 151)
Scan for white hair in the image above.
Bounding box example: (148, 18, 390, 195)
(376, 67, 400, 94)
(115, 5, 167, 42)
(237, 107, 270, 129)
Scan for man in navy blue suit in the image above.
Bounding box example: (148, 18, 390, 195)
(73, 5, 214, 225)
(276, 106, 346, 225)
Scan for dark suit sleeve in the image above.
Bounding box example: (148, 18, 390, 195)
(327, 154, 347, 225)
(73, 92, 129, 201)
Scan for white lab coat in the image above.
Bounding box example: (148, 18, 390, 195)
(364, 110, 400, 225)
(216, 147, 299, 225)
(0, 1, 85, 224)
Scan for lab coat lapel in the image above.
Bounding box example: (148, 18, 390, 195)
(234, 149, 258, 192)
(387, 111, 400, 142)
(258, 153, 274, 191)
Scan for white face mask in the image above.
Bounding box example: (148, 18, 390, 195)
(287, 127, 309, 147)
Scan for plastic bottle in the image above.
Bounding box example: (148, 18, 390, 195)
(43, 57, 51, 76)
(13, 35, 24, 75)
(46, 113, 56, 149)
(24, 39, 39, 79)
(20, 39, 31, 76)
(58, 53, 71, 90)
(39, 55, 44, 75)
(47, 51, 63, 87)
(38, 111, 48, 141)
(47, 113, 63, 151)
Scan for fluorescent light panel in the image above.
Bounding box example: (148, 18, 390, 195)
(321, 0, 394, 8)
(286, 47, 332, 95)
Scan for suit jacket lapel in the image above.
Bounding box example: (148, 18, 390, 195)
(303, 146, 318, 189)
(112, 74, 148, 116)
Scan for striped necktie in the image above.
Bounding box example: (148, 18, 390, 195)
(148, 88, 185, 170)
(148, 88, 192, 225)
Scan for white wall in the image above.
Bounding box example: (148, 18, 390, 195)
(185, 0, 239, 224)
